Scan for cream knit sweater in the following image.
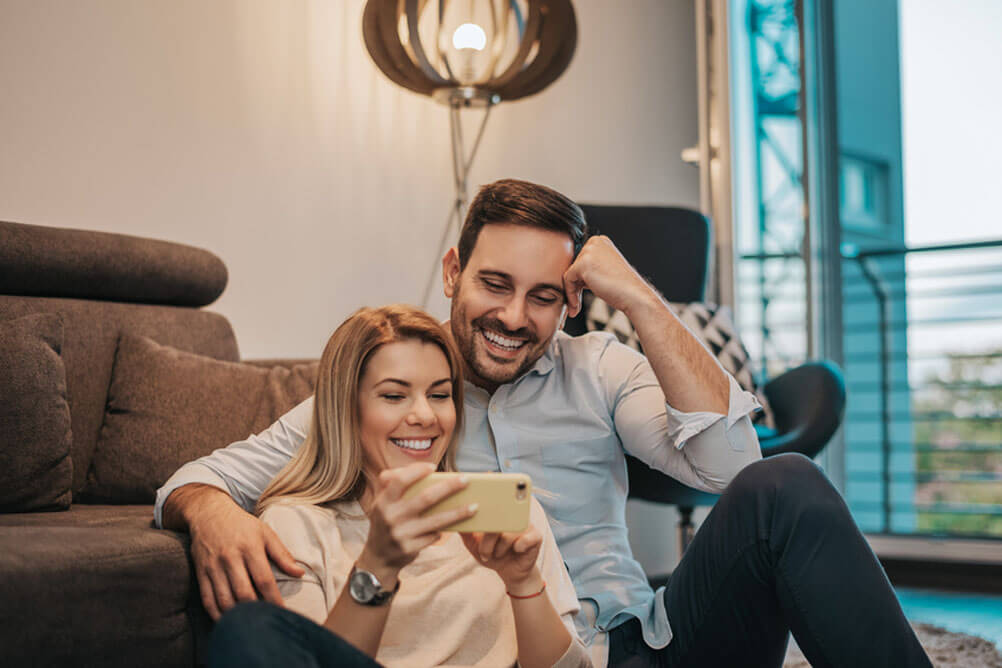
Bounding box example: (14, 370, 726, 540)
(263, 497, 592, 667)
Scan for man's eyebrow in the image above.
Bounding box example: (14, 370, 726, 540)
(478, 270, 564, 295)
(534, 283, 565, 295)
(477, 270, 512, 282)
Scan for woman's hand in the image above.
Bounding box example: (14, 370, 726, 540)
(461, 526, 544, 595)
(358, 463, 475, 582)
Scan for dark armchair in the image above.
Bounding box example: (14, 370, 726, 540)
(565, 204, 847, 557)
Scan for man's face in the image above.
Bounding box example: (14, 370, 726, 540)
(444, 223, 574, 391)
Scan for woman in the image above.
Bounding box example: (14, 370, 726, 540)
(209, 305, 590, 668)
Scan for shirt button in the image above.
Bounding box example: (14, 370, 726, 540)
(504, 459, 512, 468)
(490, 405, 499, 414)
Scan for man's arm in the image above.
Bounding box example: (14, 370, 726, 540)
(600, 341, 761, 491)
(155, 397, 314, 619)
(563, 236, 729, 414)
(153, 397, 315, 527)
(563, 236, 761, 489)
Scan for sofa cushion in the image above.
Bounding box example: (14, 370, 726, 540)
(0, 296, 241, 495)
(0, 516, 201, 667)
(0, 313, 73, 512)
(0, 502, 155, 529)
(84, 334, 317, 503)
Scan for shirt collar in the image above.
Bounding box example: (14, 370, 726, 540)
(529, 338, 557, 376)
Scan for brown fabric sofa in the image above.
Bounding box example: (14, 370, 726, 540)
(0, 221, 314, 667)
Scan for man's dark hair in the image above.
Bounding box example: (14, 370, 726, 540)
(456, 179, 588, 269)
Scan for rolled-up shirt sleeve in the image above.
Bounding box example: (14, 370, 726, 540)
(600, 338, 762, 494)
(153, 397, 314, 528)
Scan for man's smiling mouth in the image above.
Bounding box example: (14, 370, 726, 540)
(480, 328, 528, 351)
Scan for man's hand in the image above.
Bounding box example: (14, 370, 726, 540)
(163, 484, 304, 621)
(562, 235, 657, 318)
(563, 234, 730, 414)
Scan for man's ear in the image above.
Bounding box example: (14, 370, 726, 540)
(442, 247, 461, 299)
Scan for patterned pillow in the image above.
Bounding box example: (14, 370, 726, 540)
(583, 294, 775, 428)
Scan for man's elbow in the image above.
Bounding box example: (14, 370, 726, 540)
(687, 417, 763, 491)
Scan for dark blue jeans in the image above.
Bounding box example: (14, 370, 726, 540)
(608, 454, 931, 668)
(208, 601, 379, 668)
(209, 454, 931, 668)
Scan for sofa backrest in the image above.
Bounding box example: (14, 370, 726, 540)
(0, 221, 240, 497)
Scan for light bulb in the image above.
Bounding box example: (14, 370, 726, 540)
(452, 22, 487, 51)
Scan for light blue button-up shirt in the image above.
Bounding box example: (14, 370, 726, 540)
(156, 331, 762, 666)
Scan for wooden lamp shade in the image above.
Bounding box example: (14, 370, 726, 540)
(362, 0, 577, 105)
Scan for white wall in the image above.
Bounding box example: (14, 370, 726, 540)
(0, 0, 699, 575)
(1, 0, 698, 356)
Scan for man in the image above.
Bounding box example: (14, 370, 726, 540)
(159, 180, 929, 666)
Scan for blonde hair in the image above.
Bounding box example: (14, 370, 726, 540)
(256, 305, 464, 514)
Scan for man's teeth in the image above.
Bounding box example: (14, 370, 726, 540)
(482, 329, 526, 350)
(392, 438, 433, 451)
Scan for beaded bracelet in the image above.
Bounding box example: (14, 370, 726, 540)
(507, 582, 547, 599)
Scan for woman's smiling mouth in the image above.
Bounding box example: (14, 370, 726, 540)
(391, 437, 436, 452)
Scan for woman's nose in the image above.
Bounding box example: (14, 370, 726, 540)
(407, 397, 436, 425)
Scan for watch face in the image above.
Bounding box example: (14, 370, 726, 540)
(350, 569, 378, 604)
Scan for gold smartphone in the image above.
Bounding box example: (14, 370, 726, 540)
(402, 472, 532, 533)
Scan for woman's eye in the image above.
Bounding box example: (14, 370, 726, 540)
(430, 392, 452, 400)
(381, 394, 405, 401)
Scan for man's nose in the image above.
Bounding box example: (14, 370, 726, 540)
(496, 297, 528, 332)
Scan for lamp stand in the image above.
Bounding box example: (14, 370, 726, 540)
(421, 92, 498, 308)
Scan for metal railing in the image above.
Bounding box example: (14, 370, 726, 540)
(738, 239, 1002, 539)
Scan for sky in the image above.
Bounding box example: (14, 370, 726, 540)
(898, 0, 1002, 366)
(899, 0, 1002, 246)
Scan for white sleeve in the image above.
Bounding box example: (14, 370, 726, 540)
(600, 339, 762, 493)
(154, 396, 314, 527)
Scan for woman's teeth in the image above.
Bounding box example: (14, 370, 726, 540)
(482, 329, 526, 350)
(392, 438, 433, 451)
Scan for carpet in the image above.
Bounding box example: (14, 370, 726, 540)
(783, 623, 1002, 667)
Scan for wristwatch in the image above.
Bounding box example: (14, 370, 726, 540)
(348, 565, 400, 606)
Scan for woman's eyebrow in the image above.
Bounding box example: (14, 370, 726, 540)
(376, 378, 410, 387)
(376, 378, 452, 387)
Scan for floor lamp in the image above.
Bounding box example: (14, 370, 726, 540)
(361, 0, 578, 307)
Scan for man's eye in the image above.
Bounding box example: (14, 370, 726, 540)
(483, 280, 507, 292)
(532, 294, 559, 305)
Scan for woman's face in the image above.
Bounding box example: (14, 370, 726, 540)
(357, 339, 457, 477)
